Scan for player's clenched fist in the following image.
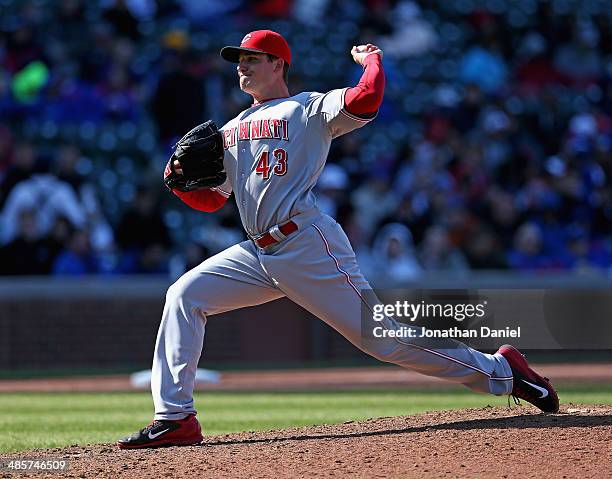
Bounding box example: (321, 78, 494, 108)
(173, 158, 183, 175)
(351, 43, 383, 66)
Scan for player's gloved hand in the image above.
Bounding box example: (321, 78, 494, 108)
(164, 157, 187, 190)
(163, 158, 193, 189)
(164, 157, 176, 177)
(172, 158, 184, 175)
(163, 120, 226, 192)
(351, 44, 383, 66)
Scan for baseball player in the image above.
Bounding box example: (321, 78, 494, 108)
(118, 30, 559, 449)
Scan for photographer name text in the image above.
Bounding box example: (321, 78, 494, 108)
(371, 326, 521, 339)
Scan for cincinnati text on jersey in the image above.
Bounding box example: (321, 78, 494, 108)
(222, 118, 289, 149)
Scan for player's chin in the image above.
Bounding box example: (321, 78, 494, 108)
(240, 79, 256, 94)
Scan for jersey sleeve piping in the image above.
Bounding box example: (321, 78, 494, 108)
(210, 186, 232, 198)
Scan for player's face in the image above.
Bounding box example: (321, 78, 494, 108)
(237, 52, 279, 96)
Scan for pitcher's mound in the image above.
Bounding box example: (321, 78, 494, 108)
(7, 405, 612, 478)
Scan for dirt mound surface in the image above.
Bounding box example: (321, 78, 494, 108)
(2, 405, 610, 478)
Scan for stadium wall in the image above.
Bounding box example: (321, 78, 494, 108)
(0, 274, 609, 370)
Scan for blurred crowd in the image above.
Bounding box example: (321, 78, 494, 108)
(1, 0, 611, 280)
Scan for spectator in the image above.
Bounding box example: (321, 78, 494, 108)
(483, 189, 522, 250)
(53, 144, 115, 253)
(378, 1, 437, 59)
(365, 223, 422, 283)
(45, 215, 76, 267)
(0, 157, 87, 245)
(315, 163, 349, 218)
(99, 64, 140, 122)
(351, 172, 397, 242)
(0, 209, 54, 275)
(169, 241, 210, 279)
(52, 228, 100, 275)
(463, 225, 507, 270)
(452, 83, 484, 134)
(102, 0, 142, 42)
(0, 141, 37, 209)
(565, 225, 611, 272)
(116, 185, 172, 273)
(515, 32, 566, 93)
(419, 225, 469, 272)
(151, 47, 206, 146)
(293, 0, 330, 26)
(4, 22, 44, 74)
(459, 41, 508, 94)
(0, 125, 15, 174)
(507, 222, 558, 271)
(194, 201, 244, 254)
(479, 108, 514, 172)
(0, 3, 610, 276)
(554, 21, 603, 85)
(53, 0, 87, 51)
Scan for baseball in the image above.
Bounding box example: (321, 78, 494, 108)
(351, 44, 384, 65)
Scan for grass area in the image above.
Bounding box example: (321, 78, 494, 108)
(0, 384, 610, 453)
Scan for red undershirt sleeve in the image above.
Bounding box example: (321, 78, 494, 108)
(172, 188, 228, 212)
(344, 54, 385, 117)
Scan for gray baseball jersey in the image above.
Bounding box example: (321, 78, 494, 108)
(151, 88, 513, 421)
(213, 88, 369, 237)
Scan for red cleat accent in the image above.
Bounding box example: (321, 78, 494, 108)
(117, 414, 203, 449)
(497, 344, 559, 413)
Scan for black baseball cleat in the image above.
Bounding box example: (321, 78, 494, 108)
(497, 344, 559, 413)
(117, 414, 203, 449)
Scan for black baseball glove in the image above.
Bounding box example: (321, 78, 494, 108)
(163, 120, 226, 192)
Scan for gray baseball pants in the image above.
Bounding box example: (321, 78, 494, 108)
(152, 213, 513, 420)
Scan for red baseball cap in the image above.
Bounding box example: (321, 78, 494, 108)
(220, 30, 291, 66)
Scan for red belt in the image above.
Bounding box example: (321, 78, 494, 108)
(253, 221, 298, 248)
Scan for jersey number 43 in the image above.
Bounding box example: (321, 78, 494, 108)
(255, 148, 288, 180)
